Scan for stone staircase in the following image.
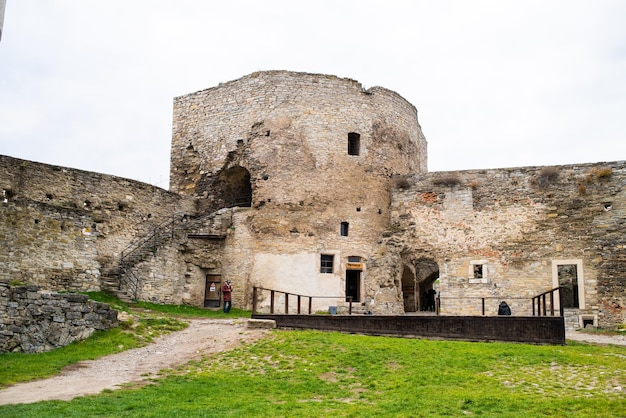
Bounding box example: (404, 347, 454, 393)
(99, 266, 135, 303)
(101, 209, 232, 302)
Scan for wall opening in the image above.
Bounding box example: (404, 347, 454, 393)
(402, 258, 439, 313)
(348, 132, 360, 156)
(346, 270, 361, 302)
(552, 259, 585, 310)
(401, 266, 417, 312)
(558, 264, 579, 308)
(469, 260, 489, 284)
(214, 166, 253, 208)
(2, 188, 14, 203)
(340, 222, 349, 236)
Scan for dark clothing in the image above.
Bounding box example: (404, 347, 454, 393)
(498, 301, 511, 315)
(427, 289, 437, 312)
(222, 282, 233, 313)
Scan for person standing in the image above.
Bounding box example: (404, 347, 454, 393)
(222, 280, 233, 313)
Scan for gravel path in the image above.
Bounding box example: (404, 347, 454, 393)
(0, 318, 269, 405)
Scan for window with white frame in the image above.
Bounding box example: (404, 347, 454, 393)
(552, 259, 585, 309)
(469, 260, 489, 283)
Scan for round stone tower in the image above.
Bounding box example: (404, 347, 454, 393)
(170, 71, 427, 311)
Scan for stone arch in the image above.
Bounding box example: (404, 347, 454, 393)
(401, 257, 439, 312)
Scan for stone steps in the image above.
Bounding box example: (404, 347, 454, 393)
(100, 268, 135, 303)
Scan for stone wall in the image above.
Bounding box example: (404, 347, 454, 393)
(128, 208, 233, 306)
(0, 283, 118, 353)
(170, 71, 428, 311)
(0, 155, 196, 292)
(0, 200, 100, 290)
(171, 71, 427, 198)
(373, 161, 626, 327)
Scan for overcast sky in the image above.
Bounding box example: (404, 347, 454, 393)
(1, 1, 625, 189)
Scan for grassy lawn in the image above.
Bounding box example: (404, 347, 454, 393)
(0, 292, 249, 387)
(1, 295, 624, 417)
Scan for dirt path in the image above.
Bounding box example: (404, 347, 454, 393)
(565, 329, 626, 346)
(0, 318, 270, 405)
(1, 321, 624, 406)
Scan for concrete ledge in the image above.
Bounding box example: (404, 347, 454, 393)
(251, 314, 565, 345)
(246, 318, 277, 329)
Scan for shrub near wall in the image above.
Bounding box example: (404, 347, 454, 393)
(0, 283, 118, 353)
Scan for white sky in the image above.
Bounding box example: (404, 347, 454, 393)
(1, 1, 625, 189)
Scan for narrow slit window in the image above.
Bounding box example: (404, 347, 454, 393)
(320, 254, 334, 274)
(340, 222, 349, 236)
(348, 132, 360, 156)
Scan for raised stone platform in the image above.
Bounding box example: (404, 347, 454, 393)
(251, 314, 565, 345)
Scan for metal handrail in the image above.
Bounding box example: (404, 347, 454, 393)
(438, 292, 564, 317)
(252, 286, 354, 315)
(531, 287, 563, 317)
(120, 215, 180, 262)
(115, 197, 251, 299)
(118, 265, 140, 300)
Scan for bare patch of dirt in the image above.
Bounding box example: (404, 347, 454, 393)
(0, 318, 269, 405)
(566, 329, 626, 346)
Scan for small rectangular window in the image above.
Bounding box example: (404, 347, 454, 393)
(340, 222, 349, 236)
(469, 260, 488, 283)
(348, 132, 360, 156)
(320, 254, 334, 273)
(473, 264, 483, 279)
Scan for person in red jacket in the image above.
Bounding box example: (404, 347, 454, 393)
(222, 280, 233, 313)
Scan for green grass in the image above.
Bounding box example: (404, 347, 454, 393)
(1, 328, 625, 417)
(0, 294, 249, 388)
(83, 292, 250, 319)
(0, 328, 139, 387)
(132, 300, 251, 319)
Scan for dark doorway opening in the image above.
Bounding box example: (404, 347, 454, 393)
(346, 270, 361, 302)
(558, 264, 579, 308)
(401, 266, 417, 312)
(204, 274, 222, 308)
(401, 258, 439, 313)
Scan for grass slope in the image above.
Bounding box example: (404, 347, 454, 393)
(1, 327, 625, 417)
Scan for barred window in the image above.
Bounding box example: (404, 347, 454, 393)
(320, 254, 334, 274)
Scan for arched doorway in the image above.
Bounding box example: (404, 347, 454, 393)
(401, 258, 439, 312)
(401, 265, 418, 312)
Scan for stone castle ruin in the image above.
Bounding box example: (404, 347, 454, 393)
(1, 71, 624, 330)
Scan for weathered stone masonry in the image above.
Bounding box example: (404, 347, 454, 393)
(170, 71, 427, 312)
(374, 162, 626, 328)
(1, 70, 624, 330)
(0, 155, 196, 291)
(0, 283, 118, 353)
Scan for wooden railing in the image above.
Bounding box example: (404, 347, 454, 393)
(252, 287, 353, 315)
(532, 287, 563, 317)
(438, 296, 521, 316)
